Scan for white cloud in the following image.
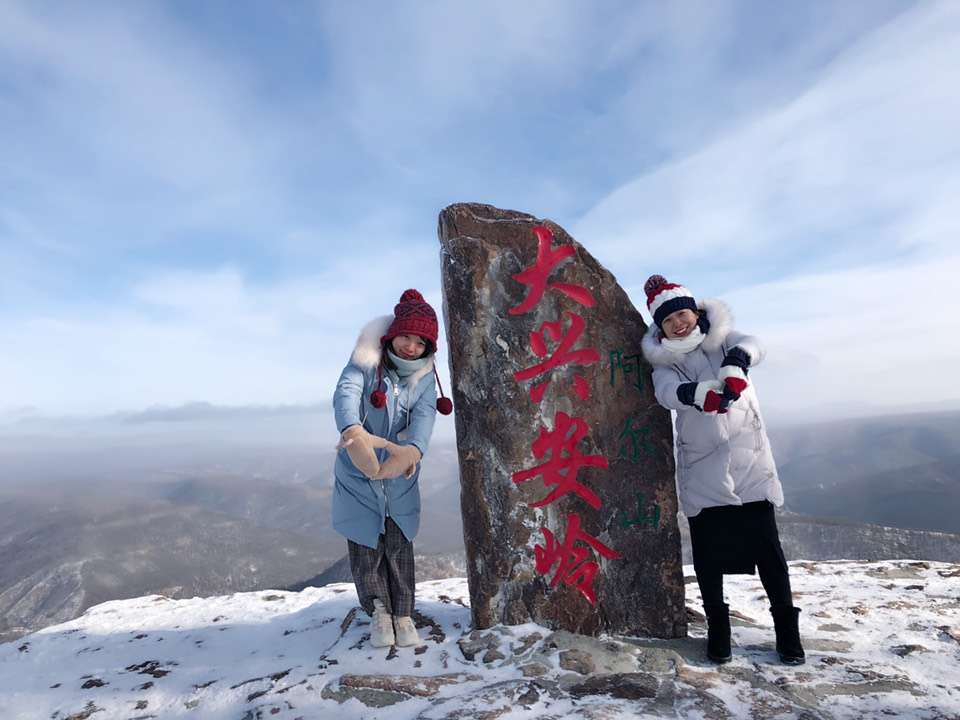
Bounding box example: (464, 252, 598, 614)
(574, 1, 960, 264)
(312, 1, 744, 163)
(1, 0, 949, 428)
(0, 1, 292, 248)
(0, 249, 454, 415)
(720, 251, 960, 421)
(317, 2, 589, 134)
(565, 1, 960, 418)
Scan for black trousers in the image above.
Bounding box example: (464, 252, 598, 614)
(688, 500, 793, 608)
(347, 517, 416, 617)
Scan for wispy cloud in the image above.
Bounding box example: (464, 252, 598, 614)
(117, 402, 328, 425)
(575, 2, 959, 274)
(0, 252, 451, 415)
(722, 253, 960, 421)
(571, 1, 960, 418)
(1, 0, 951, 423)
(0, 2, 285, 239)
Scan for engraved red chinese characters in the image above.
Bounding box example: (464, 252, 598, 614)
(512, 411, 609, 510)
(513, 311, 600, 402)
(509, 226, 595, 316)
(534, 513, 623, 605)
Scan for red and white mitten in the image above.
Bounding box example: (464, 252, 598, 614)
(718, 346, 751, 401)
(718, 365, 748, 396)
(678, 381, 727, 414)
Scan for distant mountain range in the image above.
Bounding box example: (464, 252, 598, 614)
(285, 551, 467, 592)
(675, 511, 960, 566)
(769, 410, 960, 533)
(0, 495, 338, 644)
(1, 409, 957, 644)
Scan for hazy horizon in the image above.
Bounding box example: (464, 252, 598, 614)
(5, 395, 960, 446)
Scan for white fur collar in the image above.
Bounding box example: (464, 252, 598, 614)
(351, 316, 392, 369)
(350, 315, 435, 386)
(641, 298, 734, 367)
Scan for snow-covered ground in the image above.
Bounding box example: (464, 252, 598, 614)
(1, 560, 958, 719)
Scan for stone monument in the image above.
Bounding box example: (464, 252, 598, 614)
(438, 202, 686, 638)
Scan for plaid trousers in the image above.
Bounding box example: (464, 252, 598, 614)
(347, 517, 415, 617)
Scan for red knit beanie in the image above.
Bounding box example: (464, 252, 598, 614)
(380, 289, 439, 348)
(370, 289, 453, 415)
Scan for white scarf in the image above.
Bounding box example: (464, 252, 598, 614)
(660, 326, 706, 354)
(386, 348, 429, 378)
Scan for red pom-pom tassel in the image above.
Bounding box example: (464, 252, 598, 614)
(432, 365, 453, 415)
(370, 389, 387, 408)
(399, 288, 425, 303)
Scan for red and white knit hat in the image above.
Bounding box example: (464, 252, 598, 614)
(644, 274, 697, 329)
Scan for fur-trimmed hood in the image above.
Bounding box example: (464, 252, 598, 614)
(641, 298, 734, 367)
(350, 315, 435, 386)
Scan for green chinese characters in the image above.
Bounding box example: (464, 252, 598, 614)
(618, 493, 661, 529)
(609, 349, 644, 392)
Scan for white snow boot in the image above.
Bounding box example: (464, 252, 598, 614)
(393, 615, 420, 647)
(370, 599, 395, 647)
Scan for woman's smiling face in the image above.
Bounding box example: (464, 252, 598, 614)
(661, 309, 699, 339)
(391, 334, 427, 360)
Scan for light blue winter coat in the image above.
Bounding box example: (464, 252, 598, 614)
(332, 315, 439, 549)
(641, 299, 783, 518)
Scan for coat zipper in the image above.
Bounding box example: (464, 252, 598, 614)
(381, 378, 402, 520)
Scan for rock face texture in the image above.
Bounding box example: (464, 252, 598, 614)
(438, 202, 686, 638)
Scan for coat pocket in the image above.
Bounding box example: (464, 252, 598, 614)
(677, 440, 714, 469)
(676, 411, 724, 459)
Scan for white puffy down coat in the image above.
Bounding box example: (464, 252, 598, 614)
(641, 299, 783, 518)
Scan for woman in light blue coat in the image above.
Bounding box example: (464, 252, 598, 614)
(332, 289, 452, 648)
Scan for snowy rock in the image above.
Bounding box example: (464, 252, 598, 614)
(321, 672, 483, 707)
(415, 678, 566, 719)
(511, 631, 542, 655)
(546, 630, 661, 675)
(519, 662, 549, 677)
(320, 680, 411, 708)
(559, 647, 596, 674)
(438, 202, 685, 638)
(457, 629, 504, 661)
(482, 648, 506, 663)
(2, 563, 960, 719)
(567, 672, 659, 700)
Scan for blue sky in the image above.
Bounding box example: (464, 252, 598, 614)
(2, 0, 958, 424)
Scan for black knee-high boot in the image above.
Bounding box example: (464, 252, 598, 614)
(770, 605, 805, 665)
(703, 603, 732, 663)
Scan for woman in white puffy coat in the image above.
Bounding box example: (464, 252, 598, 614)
(640, 274, 804, 666)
